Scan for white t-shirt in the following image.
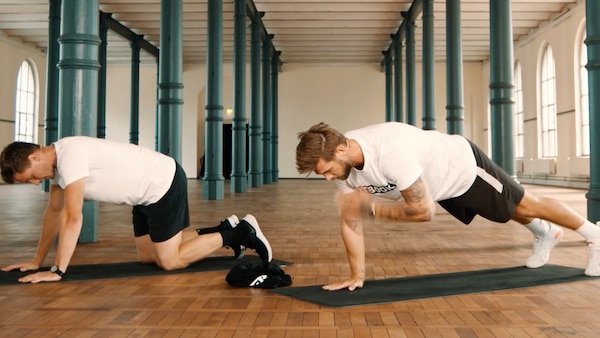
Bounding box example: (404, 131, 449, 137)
(336, 122, 477, 201)
(52, 136, 176, 206)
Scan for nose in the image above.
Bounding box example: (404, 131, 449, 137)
(29, 179, 41, 185)
(324, 174, 333, 181)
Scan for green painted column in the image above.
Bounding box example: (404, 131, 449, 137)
(405, 16, 417, 126)
(154, 56, 159, 151)
(248, 12, 263, 188)
(422, 0, 435, 130)
(384, 50, 393, 122)
(446, 0, 464, 135)
(97, 12, 108, 139)
(489, 0, 515, 173)
(231, 0, 247, 193)
(262, 36, 273, 185)
(57, 0, 100, 243)
(203, 0, 225, 200)
(42, 0, 61, 193)
(585, 0, 600, 222)
(129, 34, 141, 145)
(96, 12, 111, 138)
(394, 39, 403, 122)
(271, 52, 280, 182)
(157, 0, 183, 163)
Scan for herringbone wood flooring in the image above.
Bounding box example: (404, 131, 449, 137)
(1, 180, 599, 337)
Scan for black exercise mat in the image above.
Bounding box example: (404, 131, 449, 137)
(272, 265, 599, 308)
(0, 256, 292, 285)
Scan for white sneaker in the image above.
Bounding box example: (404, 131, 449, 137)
(525, 223, 564, 268)
(585, 242, 600, 276)
(237, 214, 273, 265)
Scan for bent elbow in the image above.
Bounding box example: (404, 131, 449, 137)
(415, 204, 436, 222)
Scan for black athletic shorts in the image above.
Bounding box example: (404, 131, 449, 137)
(437, 140, 525, 225)
(132, 162, 190, 242)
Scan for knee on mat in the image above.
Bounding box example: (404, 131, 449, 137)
(156, 260, 187, 271)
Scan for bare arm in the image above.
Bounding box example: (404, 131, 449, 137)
(372, 177, 436, 222)
(54, 178, 85, 272)
(17, 178, 85, 283)
(322, 217, 366, 291)
(322, 177, 436, 291)
(323, 190, 367, 291)
(1, 184, 65, 272)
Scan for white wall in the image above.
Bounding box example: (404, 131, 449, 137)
(0, 34, 47, 148)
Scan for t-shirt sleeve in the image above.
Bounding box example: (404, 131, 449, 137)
(56, 146, 90, 187)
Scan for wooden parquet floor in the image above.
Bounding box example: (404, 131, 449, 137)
(1, 179, 600, 337)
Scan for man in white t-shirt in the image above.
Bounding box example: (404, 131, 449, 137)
(296, 122, 600, 291)
(0, 137, 272, 283)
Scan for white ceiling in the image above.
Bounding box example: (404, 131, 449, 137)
(0, 0, 580, 65)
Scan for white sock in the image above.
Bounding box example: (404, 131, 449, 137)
(524, 218, 551, 237)
(576, 220, 600, 244)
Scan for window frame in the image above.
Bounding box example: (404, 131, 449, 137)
(14, 59, 39, 143)
(513, 61, 524, 159)
(577, 26, 590, 157)
(538, 43, 557, 158)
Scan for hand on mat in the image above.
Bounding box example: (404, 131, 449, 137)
(17, 271, 62, 284)
(322, 277, 364, 291)
(1, 260, 40, 273)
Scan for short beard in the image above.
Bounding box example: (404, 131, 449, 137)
(337, 159, 353, 180)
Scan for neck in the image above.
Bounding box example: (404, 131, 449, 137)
(346, 139, 364, 169)
(40, 144, 57, 169)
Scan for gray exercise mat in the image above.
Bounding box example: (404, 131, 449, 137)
(271, 265, 599, 308)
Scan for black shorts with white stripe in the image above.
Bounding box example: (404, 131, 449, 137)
(438, 140, 524, 225)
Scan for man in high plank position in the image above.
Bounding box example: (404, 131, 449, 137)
(296, 122, 600, 291)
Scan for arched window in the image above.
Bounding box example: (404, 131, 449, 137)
(514, 61, 524, 158)
(579, 31, 589, 156)
(15, 60, 38, 143)
(540, 44, 557, 157)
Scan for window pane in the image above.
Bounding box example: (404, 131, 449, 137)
(14, 60, 37, 143)
(539, 45, 558, 158)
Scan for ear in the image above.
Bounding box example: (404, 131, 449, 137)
(335, 144, 346, 155)
(28, 151, 40, 163)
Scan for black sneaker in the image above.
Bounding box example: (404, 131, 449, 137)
(236, 214, 272, 265)
(197, 215, 245, 259)
(222, 215, 245, 259)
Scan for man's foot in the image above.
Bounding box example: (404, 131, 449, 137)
(221, 215, 245, 259)
(197, 215, 244, 259)
(585, 242, 600, 276)
(525, 222, 563, 268)
(236, 214, 272, 265)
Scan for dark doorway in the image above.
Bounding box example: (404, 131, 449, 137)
(199, 123, 249, 180)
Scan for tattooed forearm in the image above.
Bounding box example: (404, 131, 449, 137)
(373, 177, 435, 222)
(345, 219, 359, 230)
(404, 205, 426, 217)
(377, 202, 429, 220)
(403, 177, 426, 202)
